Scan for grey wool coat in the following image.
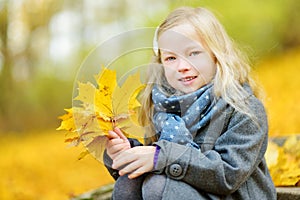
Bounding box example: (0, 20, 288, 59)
(104, 94, 277, 200)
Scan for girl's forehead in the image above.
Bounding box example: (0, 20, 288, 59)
(168, 24, 198, 38)
(158, 25, 204, 53)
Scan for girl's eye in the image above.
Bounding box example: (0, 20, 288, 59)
(190, 51, 201, 56)
(164, 56, 176, 62)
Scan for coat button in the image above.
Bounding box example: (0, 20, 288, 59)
(169, 164, 183, 177)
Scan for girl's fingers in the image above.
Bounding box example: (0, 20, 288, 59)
(115, 157, 148, 179)
(112, 146, 155, 176)
(106, 142, 130, 160)
(108, 138, 125, 146)
(114, 127, 128, 141)
(112, 148, 137, 169)
(108, 142, 128, 153)
(107, 130, 120, 139)
(128, 168, 145, 179)
(118, 160, 141, 176)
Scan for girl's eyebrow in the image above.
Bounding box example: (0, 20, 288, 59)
(185, 42, 204, 50)
(161, 44, 203, 55)
(160, 50, 175, 55)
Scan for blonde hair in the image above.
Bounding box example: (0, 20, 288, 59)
(140, 7, 260, 144)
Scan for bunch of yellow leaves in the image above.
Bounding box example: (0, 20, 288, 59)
(266, 135, 300, 187)
(57, 67, 145, 161)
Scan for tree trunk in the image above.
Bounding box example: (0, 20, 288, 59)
(0, 0, 14, 130)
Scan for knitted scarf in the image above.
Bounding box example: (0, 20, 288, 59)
(152, 83, 227, 149)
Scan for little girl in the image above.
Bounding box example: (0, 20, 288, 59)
(104, 6, 276, 200)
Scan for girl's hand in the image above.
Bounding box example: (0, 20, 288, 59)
(112, 146, 156, 179)
(106, 127, 131, 160)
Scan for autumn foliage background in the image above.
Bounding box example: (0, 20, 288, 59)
(0, 0, 299, 199)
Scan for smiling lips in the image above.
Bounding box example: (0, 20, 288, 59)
(179, 76, 197, 82)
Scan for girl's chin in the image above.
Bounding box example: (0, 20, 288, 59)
(178, 87, 198, 94)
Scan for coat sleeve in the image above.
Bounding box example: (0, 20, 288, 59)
(153, 97, 269, 195)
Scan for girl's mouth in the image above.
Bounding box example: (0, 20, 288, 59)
(179, 76, 197, 82)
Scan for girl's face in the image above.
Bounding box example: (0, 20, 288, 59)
(158, 24, 216, 94)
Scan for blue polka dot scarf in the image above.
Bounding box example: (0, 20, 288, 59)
(152, 83, 226, 149)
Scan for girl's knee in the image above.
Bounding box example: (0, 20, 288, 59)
(112, 175, 144, 200)
(142, 174, 166, 200)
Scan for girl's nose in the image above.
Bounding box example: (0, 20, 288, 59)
(177, 57, 192, 72)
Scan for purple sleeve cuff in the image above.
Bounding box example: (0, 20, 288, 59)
(153, 145, 161, 168)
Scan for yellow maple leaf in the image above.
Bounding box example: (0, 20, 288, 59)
(94, 67, 117, 121)
(57, 67, 146, 161)
(266, 136, 300, 187)
(265, 141, 280, 168)
(112, 72, 143, 115)
(56, 108, 76, 132)
(74, 82, 97, 106)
